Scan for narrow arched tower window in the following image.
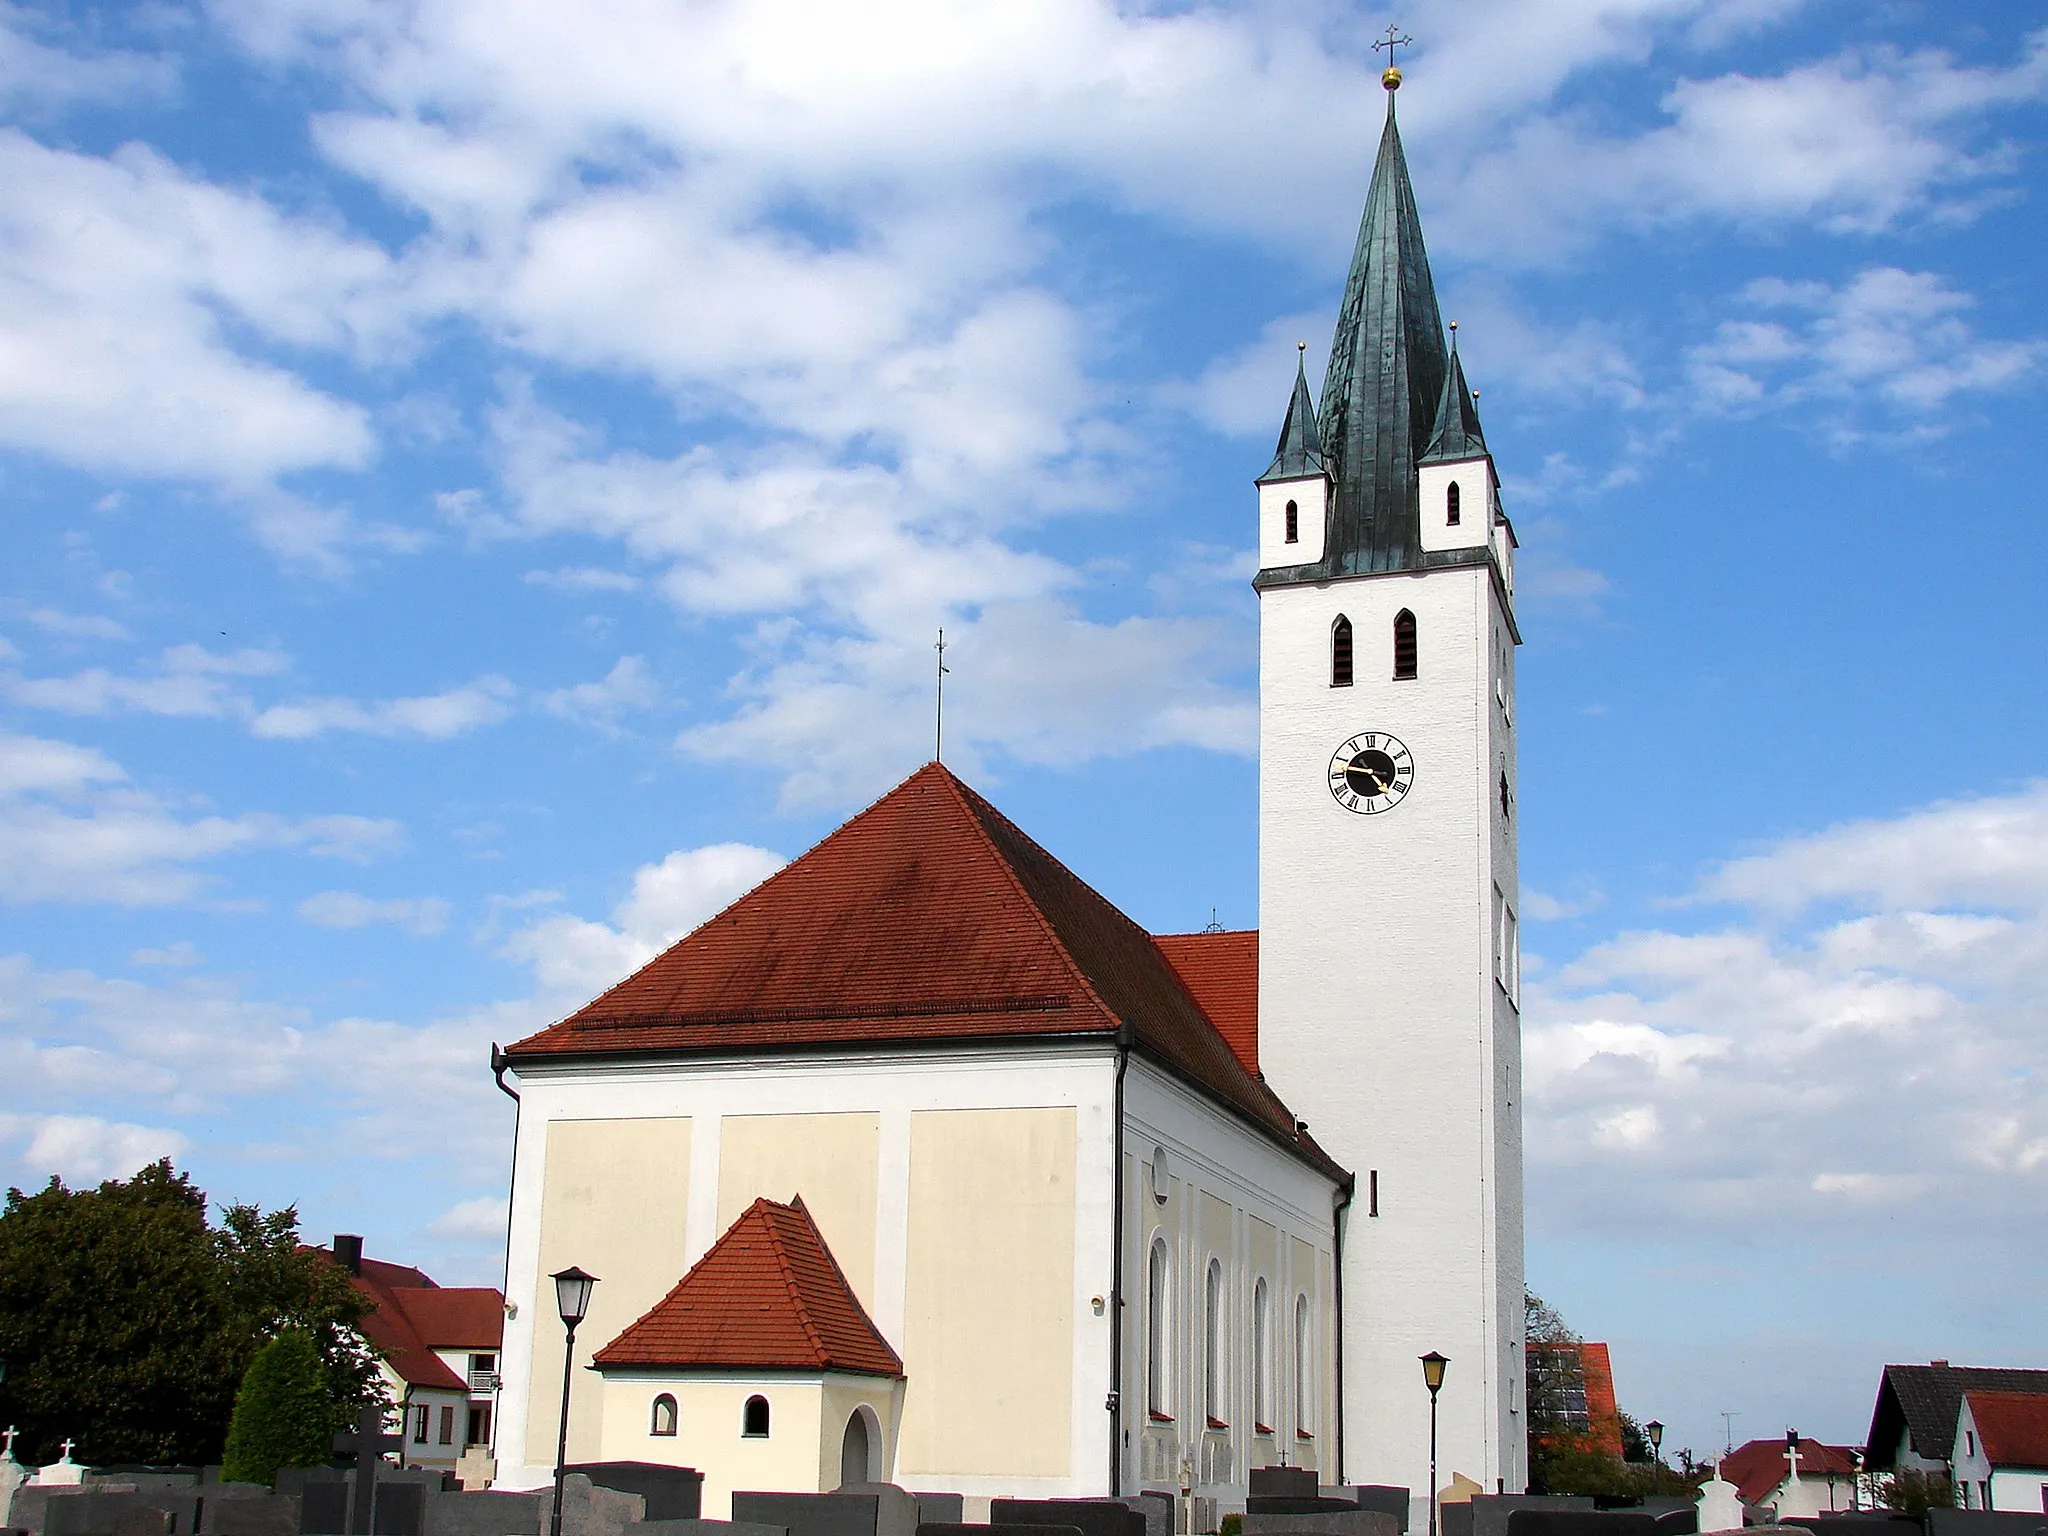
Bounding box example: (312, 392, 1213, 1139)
(1447, 481, 1461, 526)
(742, 1394, 771, 1438)
(1284, 500, 1299, 543)
(650, 1395, 677, 1437)
(1146, 1237, 1172, 1417)
(1204, 1258, 1224, 1422)
(1394, 609, 1417, 680)
(1331, 616, 1353, 688)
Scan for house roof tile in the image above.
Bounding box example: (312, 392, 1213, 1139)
(507, 763, 1340, 1182)
(1720, 1438, 1858, 1507)
(1154, 930, 1258, 1075)
(311, 1245, 502, 1393)
(593, 1196, 902, 1377)
(1967, 1392, 2048, 1470)
(1865, 1364, 2048, 1468)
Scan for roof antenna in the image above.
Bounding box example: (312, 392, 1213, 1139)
(934, 628, 950, 763)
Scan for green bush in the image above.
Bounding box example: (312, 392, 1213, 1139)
(222, 1331, 338, 1486)
(1220, 1514, 1243, 1536)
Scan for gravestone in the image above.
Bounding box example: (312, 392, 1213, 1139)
(203, 1496, 300, 1536)
(453, 1454, 496, 1496)
(910, 1501, 962, 1528)
(44, 1492, 176, 1536)
(423, 1489, 545, 1536)
(332, 1408, 404, 1536)
(733, 1492, 916, 1536)
(1927, 1514, 2048, 1536)
(372, 1484, 425, 1536)
(35, 1447, 87, 1490)
(921, 1524, 1081, 1536)
(282, 1472, 349, 1536)
(1445, 1496, 1597, 1536)
(1501, 1511, 1658, 1536)
(3, 1440, 26, 1530)
(540, 1475, 644, 1536)
(626, 1523, 785, 1536)
(1243, 1511, 1399, 1536)
(1252, 1475, 1320, 1503)
(568, 1468, 702, 1523)
(1322, 1491, 1408, 1534)
(993, 1501, 1144, 1536)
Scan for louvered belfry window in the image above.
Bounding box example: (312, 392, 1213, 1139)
(1332, 616, 1354, 687)
(1447, 481, 1462, 526)
(1393, 610, 1417, 680)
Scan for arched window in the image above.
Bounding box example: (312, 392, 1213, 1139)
(1293, 1294, 1312, 1434)
(1393, 609, 1417, 680)
(1252, 1278, 1271, 1430)
(1331, 616, 1353, 688)
(1284, 500, 1299, 544)
(742, 1394, 771, 1438)
(650, 1394, 677, 1437)
(1203, 1258, 1224, 1423)
(839, 1409, 871, 1488)
(1447, 481, 1462, 526)
(1146, 1237, 1172, 1418)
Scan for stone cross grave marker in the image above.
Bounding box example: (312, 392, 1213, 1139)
(333, 1404, 404, 1536)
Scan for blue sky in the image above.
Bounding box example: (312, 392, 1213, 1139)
(3, 0, 2046, 1468)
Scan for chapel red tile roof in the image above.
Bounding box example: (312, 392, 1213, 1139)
(1155, 930, 1258, 1074)
(1720, 1437, 1859, 1507)
(312, 1246, 503, 1393)
(1967, 1392, 2048, 1469)
(593, 1196, 902, 1377)
(507, 763, 1339, 1180)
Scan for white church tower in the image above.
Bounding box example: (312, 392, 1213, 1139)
(1253, 68, 1525, 1504)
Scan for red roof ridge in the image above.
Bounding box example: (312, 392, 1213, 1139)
(768, 1196, 831, 1366)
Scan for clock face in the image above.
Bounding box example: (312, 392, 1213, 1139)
(1328, 732, 1414, 815)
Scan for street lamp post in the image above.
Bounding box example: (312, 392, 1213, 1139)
(1646, 1421, 1664, 1492)
(1421, 1353, 1449, 1536)
(548, 1267, 599, 1536)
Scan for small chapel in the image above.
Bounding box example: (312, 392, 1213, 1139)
(493, 68, 1525, 1523)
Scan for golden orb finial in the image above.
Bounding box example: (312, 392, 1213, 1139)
(1382, 65, 1402, 91)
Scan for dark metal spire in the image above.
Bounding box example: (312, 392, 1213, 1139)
(1421, 339, 1487, 464)
(1258, 345, 1327, 483)
(1257, 91, 1448, 583)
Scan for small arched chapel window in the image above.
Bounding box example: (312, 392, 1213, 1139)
(743, 1394, 771, 1438)
(1146, 1237, 1172, 1418)
(1294, 1293, 1312, 1434)
(1394, 610, 1417, 681)
(1331, 616, 1354, 688)
(1284, 500, 1299, 544)
(650, 1394, 677, 1437)
(1447, 481, 1462, 526)
(1204, 1258, 1224, 1423)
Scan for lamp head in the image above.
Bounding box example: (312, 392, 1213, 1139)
(1420, 1351, 1449, 1394)
(551, 1265, 598, 1328)
(1647, 1420, 1664, 1452)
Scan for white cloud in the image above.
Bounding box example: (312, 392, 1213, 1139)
(503, 842, 785, 998)
(0, 9, 174, 115)
(1172, 314, 1329, 439)
(0, 1112, 188, 1185)
(428, 1195, 508, 1240)
(252, 677, 517, 741)
(130, 941, 203, 968)
(298, 890, 453, 936)
(539, 656, 659, 731)
(0, 731, 402, 906)
(4, 643, 290, 720)
(19, 607, 130, 640)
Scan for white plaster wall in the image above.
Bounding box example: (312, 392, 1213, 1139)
(1260, 477, 1329, 569)
(1254, 555, 1524, 1505)
(1120, 1058, 1342, 1502)
(1416, 461, 1492, 555)
(495, 1044, 1118, 1499)
(1989, 1470, 2048, 1513)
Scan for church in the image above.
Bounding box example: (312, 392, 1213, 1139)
(492, 68, 1524, 1523)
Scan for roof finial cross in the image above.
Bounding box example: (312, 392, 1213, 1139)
(934, 628, 950, 764)
(2, 1425, 16, 1459)
(1372, 24, 1413, 90)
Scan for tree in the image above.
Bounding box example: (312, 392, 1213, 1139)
(0, 1160, 379, 1466)
(223, 1332, 335, 1485)
(1525, 1291, 1701, 1500)
(1876, 1470, 1955, 1516)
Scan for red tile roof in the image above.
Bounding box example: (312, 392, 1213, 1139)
(1720, 1438, 1859, 1506)
(1155, 930, 1258, 1074)
(1578, 1342, 1624, 1460)
(594, 1196, 902, 1377)
(508, 763, 1339, 1180)
(1968, 1392, 2048, 1469)
(311, 1246, 503, 1393)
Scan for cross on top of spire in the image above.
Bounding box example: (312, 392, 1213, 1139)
(1372, 24, 1413, 90)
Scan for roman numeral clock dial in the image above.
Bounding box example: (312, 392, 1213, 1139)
(1328, 732, 1414, 815)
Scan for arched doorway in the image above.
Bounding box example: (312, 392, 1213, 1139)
(838, 1408, 872, 1488)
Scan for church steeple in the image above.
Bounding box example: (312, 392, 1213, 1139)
(1257, 90, 1449, 584)
(1421, 337, 1487, 464)
(1258, 347, 1327, 483)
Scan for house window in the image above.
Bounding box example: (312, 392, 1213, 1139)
(1252, 1278, 1272, 1430)
(466, 1404, 492, 1448)
(1285, 501, 1299, 543)
(1368, 1169, 1379, 1218)
(651, 1395, 678, 1437)
(1968, 1431, 1977, 1456)
(1146, 1237, 1173, 1418)
(1293, 1294, 1312, 1436)
(1447, 482, 1461, 526)
(743, 1395, 771, 1438)
(1393, 609, 1417, 680)
(1332, 616, 1353, 688)
(1203, 1258, 1225, 1425)
(413, 1405, 430, 1444)
(439, 1405, 455, 1445)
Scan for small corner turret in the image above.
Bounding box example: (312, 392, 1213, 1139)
(1416, 330, 1516, 594)
(1257, 347, 1332, 568)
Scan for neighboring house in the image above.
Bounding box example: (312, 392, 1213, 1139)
(1864, 1361, 2048, 1477)
(320, 1234, 506, 1472)
(1720, 1435, 1859, 1518)
(1526, 1341, 1624, 1459)
(1952, 1392, 2048, 1512)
